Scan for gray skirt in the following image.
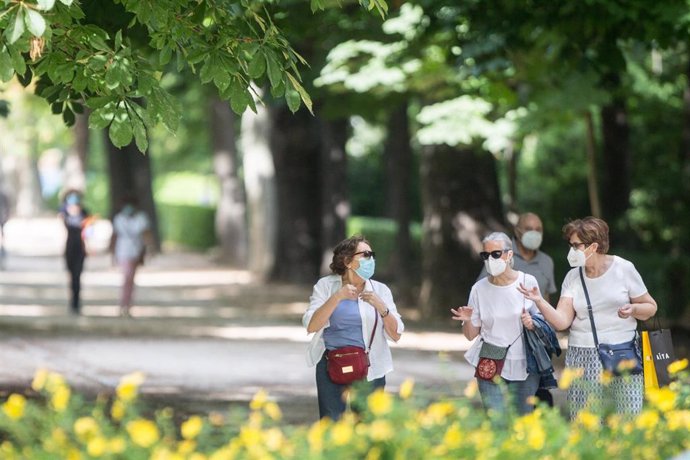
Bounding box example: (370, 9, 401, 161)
(565, 346, 643, 419)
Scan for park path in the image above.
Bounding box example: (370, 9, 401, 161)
(0, 217, 488, 423)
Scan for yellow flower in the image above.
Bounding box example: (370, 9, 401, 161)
(575, 410, 600, 431)
(367, 389, 393, 416)
(399, 379, 415, 400)
(87, 437, 106, 457)
(369, 420, 394, 441)
(635, 410, 659, 430)
(46, 373, 67, 392)
(239, 426, 261, 447)
(177, 440, 197, 455)
(668, 359, 688, 375)
(331, 421, 353, 446)
(189, 454, 207, 460)
(264, 401, 282, 421)
(646, 387, 677, 412)
(443, 422, 462, 449)
(32, 369, 49, 391)
(108, 437, 126, 454)
(263, 428, 285, 451)
(558, 367, 584, 390)
(2, 394, 26, 420)
(126, 419, 160, 448)
(307, 419, 329, 452)
(116, 372, 146, 403)
(181, 416, 203, 440)
(365, 446, 382, 460)
(513, 411, 545, 450)
(600, 370, 614, 386)
(111, 400, 125, 421)
(666, 410, 690, 431)
(249, 389, 268, 411)
(464, 380, 478, 398)
(74, 417, 100, 441)
(51, 385, 71, 412)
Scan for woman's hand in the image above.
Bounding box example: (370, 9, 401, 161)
(517, 283, 542, 304)
(360, 291, 386, 314)
(338, 283, 359, 301)
(450, 306, 473, 322)
(617, 303, 635, 319)
(521, 308, 534, 330)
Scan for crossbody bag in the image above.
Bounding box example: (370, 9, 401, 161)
(326, 306, 378, 385)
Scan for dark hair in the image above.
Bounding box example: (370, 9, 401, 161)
(562, 216, 609, 254)
(329, 235, 371, 275)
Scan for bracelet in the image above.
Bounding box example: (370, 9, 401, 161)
(380, 308, 390, 318)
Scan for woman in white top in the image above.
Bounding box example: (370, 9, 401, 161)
(303, 235, 404, 420)
(452, 232, 541, 415)
(518, 216, 657, 418)
(110, 196, 151, 317)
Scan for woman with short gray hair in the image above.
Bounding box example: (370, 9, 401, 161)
(451, 231, 542, 415)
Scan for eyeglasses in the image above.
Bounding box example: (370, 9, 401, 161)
(568, 241, 587, 249)
(479, 249, 509, 260)
(354, 250, 376, 259)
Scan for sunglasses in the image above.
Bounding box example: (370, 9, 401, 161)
(479, 249, 509, 260)
(354, 250, 376, 259)
(568, 241, 587, 249)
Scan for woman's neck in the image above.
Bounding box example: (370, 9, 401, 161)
(342, 271, 365, 290)
(585, 253, 611, 277)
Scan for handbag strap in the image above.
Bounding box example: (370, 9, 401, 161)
(366, 307, 379, 353)
(480, 272, 526, 351)
(579, 267, 600, 349)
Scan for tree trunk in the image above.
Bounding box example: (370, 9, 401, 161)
(210, 95, 248, 267)
(318, 117, 349, 275)
(419, 144, 504, 319)
(63, 111, 89, 192)
(584, 110, 602, 218)
(506, 141, 517, 214)
(384, 102, 414, 300)
(599, 79, 631, 224)
(106, 137, 160, 252)
(269, 105, 322, 283)
(240, 100, 277, 280)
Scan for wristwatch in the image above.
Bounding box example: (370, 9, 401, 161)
(380, 308, 390, 318)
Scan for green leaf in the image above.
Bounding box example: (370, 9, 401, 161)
(115, 30, 123, 49)
(109, 116, 133, 148)
(36, 0, 56, 11)
(248, 52, 266, 79)
(285, 88, 300, 113)
(8, 46, 26, 76)
(286, 73, 313, 114)
(6, 8, 25, 44)
(63, 107, 75, 126)
(227, 79, 251, 115)
(59, 0, 74, 5)
(25, 9, 47, 37)
(129, 109, 148, 152)
(85, 96, 114, 110)
(51, 102, 63, 115)
(88, 34, 110, 53)
(0, 49, 14, 82)
(159, 45, 172, 66)
(265, 52, 282, 88)
(89, 106, 115, 129)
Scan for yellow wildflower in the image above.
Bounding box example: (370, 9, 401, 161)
(331, 420, 353, 446)
(558, 367, 584, 390)
(668, 359, 688, 375)
(74, 417, 100, 441)
(368, 389, 393, 416)
(464, 380, 478, 398)
(600, 370, 613, 385)
(514, 411, 545, 450)
(189, 454, 207, 460)
(177, 440, 197, 455)
(111, 399, 125, 421)
(126, 419, 160, 448)
(108, 437, 126, 454)
(45, 373, 67, 392)
(264, 428, 285, 451)
(181, 416, 203, 440)
(249, 389, 268, 411)
(425, 401, 455, 424)
(116, 372, 145, 403)
(365, 446, 382, 460)
(87, 437, 106, 457)
(51, 385, 70, 412)
(443, 422, 462, 449)
(399, 379, 415, 399)
(239, 426, 261, 447)
(646, 387, 677, 412)
(666, 410, 690, 431)
(370, 420, 394, 441)
(635, 410, 659, 430)
(2, 394, 26, 420)
(32, 369, 49, 391)
(307, 419, 329, 452)
(264, 401, 282, 421)
(575, 410, 599, 431)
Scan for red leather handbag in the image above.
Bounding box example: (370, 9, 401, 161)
(327, 309, 379, 385)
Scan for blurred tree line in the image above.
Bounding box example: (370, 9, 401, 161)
(1, 0, 689, 323)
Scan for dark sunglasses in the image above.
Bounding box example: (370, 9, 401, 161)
(568, 241, 587, 249)
(354, 250, 376, 259)
(479, 249, 509, 260)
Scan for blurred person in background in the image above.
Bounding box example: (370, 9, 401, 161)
(58, 189, 90, 314)
(110, 195, 151, 317)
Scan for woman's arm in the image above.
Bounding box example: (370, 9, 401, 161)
(450, 306, 480, 341)
(618, 292, 657, 321)
(306, 284, 352, 333)
(360, 287, 403, 341)
(517, 283, 576, 331)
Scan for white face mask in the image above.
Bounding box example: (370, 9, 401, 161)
(485, 257, 508, 276)
(567, 247, 588, 267)
(520, 230, 542, 250)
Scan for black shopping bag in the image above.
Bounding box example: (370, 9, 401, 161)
(648, 329, 676, 387)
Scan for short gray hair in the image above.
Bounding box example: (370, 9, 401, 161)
(482, 232, 513, 250)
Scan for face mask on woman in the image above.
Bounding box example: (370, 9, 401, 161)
(354, 257, 376, 280)
(567, 247, 590, 267)
(485, 257, 508, 276)
(520, 230, 542, 250)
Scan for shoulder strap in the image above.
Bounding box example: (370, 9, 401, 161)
(579, 267, 600, 348)
(366, 309, 378, 353)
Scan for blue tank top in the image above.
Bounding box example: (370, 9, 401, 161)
(323, 299, 365, 350)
